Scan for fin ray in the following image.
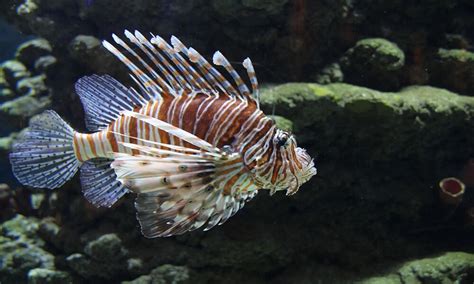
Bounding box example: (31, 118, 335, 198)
(80, 158, 129, 207)
(76, 74, 149, 131)
(9, 110, 80, 189)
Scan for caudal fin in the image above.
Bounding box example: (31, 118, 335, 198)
(9, 110, 80, 189)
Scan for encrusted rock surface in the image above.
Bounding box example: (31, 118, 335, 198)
(1, 0, 474, 283)
(1, 82, 473, 282)
(340, 38, 405, 90)
(359, 252, 474, 284)
(0, 215, 56, 283)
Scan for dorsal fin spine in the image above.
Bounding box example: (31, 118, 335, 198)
(110, 34, 163, 95)
(170, 35, 212, 91)
(124, 30, 173, 93)
(213, 51, 250, 100)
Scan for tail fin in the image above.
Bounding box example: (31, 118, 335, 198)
(9, 110, 80, 189)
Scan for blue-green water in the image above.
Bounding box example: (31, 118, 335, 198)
(0, 1, 474, 283)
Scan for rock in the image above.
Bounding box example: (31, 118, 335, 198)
(30, 193, 45, 210)
(429, 48, 474, 96)
(313, 62, 344, 84)
(16, 0, 39, 17)
(268, 115, 293, 132)
(0, 70, 9, 88)
(123, 275, 152, 284)
(65, 253, 96, 279)
(15, 38, 52, 68)
(16, 75, 48, 97)
(67, 234, 130, 279)
(358, 252, 474, 284)
(0, 94, 51, 131)
(68, 35, 116, 74)
(27, 268, 72, 284)
(1, 215, 41, 242)
(33, 55, 57, 74)
(0, 133, 16, 152)
(340, 38, 405, 91)
(123, 264, 190, 284)
(37, 219, 60, 248)
(0, 88, 16, 102)
(0, 215, 55, 283)
(127, 258, 145, 275)
(441, 34, 471, 49)
(69, 35, 101, 56)
(260, 83, 474, 173)
(1, 60, 31, 87)
(84, 233, 128, 261)
(241, 0, 289, 15)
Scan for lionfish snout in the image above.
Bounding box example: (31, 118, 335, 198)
(285, 147, 317, 195)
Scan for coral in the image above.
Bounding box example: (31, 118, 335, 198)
(438, 177, 465, 206)
(340, 38, 405, 91)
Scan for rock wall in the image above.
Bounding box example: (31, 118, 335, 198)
(1, 0, 474, 283)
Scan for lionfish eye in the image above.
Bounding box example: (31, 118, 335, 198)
(277, 134, 289, 147)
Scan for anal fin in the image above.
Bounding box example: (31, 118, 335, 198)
(80, 158, 129, 208)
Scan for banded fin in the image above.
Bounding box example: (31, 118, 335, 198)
(80, 158, 129, 207)
(9, 110, 80, 189)
(113, 146, 254, 238)
(103, 31, 260, 106)
(75, 74, 150, 131)
(108, 115, 257, 237)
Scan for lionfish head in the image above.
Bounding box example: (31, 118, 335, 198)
(254, 129, 317, 196)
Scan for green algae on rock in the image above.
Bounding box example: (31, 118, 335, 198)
(359, 252, 474, 284)
(123, 264, 190, 284)
(0, 215, 56, 283)
(260, 83, 474, 172)
(1, 60, 31, 88)
(66, 233, 144, 280)
(430, 48, 474, 96)
(0, 94, 51, 129)
(15, 38, 52, 69)
(340, 38, 405, 91)
(27, 268, 72, 284)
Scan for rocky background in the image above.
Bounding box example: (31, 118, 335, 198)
(1, 0, 474, 283)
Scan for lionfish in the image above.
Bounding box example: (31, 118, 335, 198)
(9, 31, 316, 238)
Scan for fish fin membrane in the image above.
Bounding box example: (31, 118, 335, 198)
(9, 110, 80, 189)
(111, 140, 257, 238)
(75, 74, 150, 131)
(103, 31, 260, 107)
(80, 158, 129, 208)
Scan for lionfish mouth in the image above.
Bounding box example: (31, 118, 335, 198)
(285, 148, 317, 196)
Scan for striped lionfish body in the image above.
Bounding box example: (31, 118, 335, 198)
(10, 31, 316, 238)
